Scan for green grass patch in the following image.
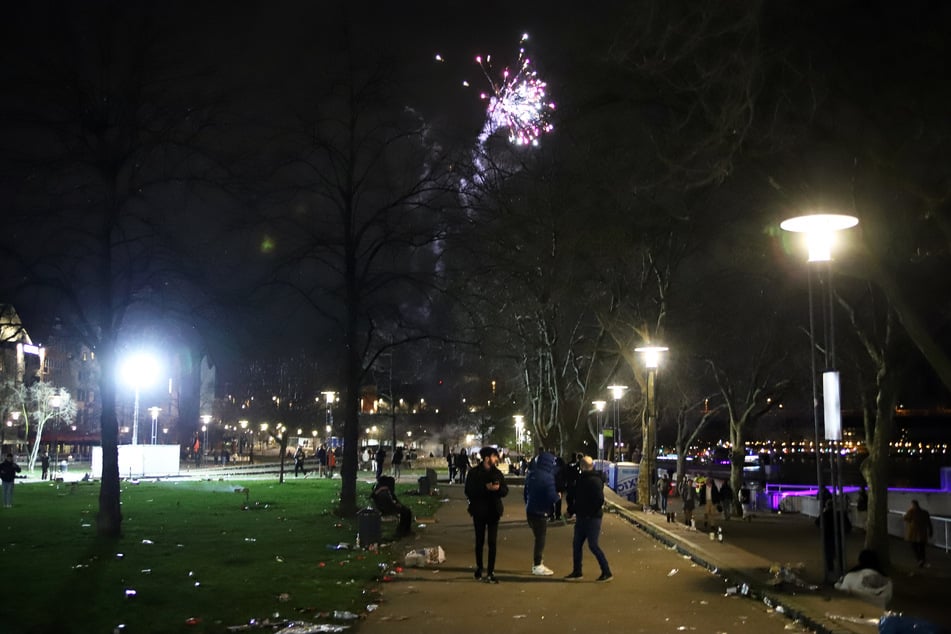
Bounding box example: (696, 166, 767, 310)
(0, 476, 442, 634)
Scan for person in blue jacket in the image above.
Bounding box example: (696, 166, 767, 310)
(524, 450, 561, 576)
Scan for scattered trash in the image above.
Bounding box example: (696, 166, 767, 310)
(140, 569, 152, 574)
(366, 604, 378, 612)
(275, 556, 285, 563)
(775, 605, 785, 614)
(244, 538, 257, 543)
(740, 583, 750, 596)
(185, 617, 202, 625)
(81, 523, 92, 528)
(141, 539, 154, 545)
(403, 546, 446, 567)
(278, 593, 291, 602)
(767, 563, 819, 591)
(124, 589, 137, 598)
(667, 569, 679, 577)
(116, 553, 124, 559)
(333, 611, 359, 621)
(725, 586, 738, 596)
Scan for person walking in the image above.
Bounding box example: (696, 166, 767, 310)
(464, 447, 508, 583)
(327, 447, 337, 478)
(679, 476, 697, 526)
(40, 451, 50, 481)
(564, 456, 613, 582)
(903, 499, 934, 567)
(1, 453, 22, 508)
(524, 451, 560, 576)
(719, 479, 734, 520)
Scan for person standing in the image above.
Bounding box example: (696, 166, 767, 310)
(392, 446, 404, 480)
(40, 451, 50, 481)
(316, 445, 327, 477)
(1, 453, 22, 508)
(447, 449, 456, 483)
(564, 456, 612, 582)
(375, 446, 386, 480)
(454, 448, 469, 484)
(657, 473, 671, 516)
(524, 451, 560, 576)
(679, 476, 697, 526)
(903, 499, 934, 567)
(464, 447, 508, 583)
(293, 446, 307, 478)
(719, 479, 733, 520)
(551, 454, 567, 522)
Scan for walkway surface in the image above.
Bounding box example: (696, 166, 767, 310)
(357, 479, 951, 634)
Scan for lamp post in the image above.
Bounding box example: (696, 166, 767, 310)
(780, 212, 858, 581)
(148, 407, 161, 445)
(607, 385, 627, 461)
(200, 414, 212, 457)
(635, 345, 668, 511)
(321, 391, 335, 446)
(592, 400, 607, 465)
(120, 353, 160, 446)
(513, 415, 525, 454)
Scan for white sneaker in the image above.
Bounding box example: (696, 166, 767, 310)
(532, 564, 554, 576)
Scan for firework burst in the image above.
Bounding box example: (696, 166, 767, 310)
(475, 33, 555, 147)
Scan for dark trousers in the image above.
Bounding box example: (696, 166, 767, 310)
(527, 514, 548, 566)
(473, 516, 500, 574)
(572, 516, 611, 576)
(911, 540, 927, 564)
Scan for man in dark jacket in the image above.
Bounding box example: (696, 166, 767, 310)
(1, 453, 22, 508)
(371, 475, 413, 538)
(464, 447, 508, 583)
(564, 456, 612, 582)
(524, 451, 560, 576)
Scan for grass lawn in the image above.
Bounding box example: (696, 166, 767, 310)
(0, 475, 441, 634)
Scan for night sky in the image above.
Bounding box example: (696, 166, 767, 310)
(2, 1, 950, 427)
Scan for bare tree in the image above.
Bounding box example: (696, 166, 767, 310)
(0, 6, 219, 537)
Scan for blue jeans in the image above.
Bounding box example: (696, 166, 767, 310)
(2, 481, 13, 507)
(572, 516, 611, 576)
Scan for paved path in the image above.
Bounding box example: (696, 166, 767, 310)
(357, 481, 950, 634)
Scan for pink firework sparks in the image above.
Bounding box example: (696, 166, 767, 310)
(475, 33, 556, 147)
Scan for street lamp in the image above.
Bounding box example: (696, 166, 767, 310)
(321, 391, 335, 445)
(635, 345, 668, 511)
(200, 414, 212, 456)
(607, 385, 627, 461)
(781, 212, 858, 580)
(120, 353, 160, 446)
(513, 415, 525, 454)
(592, 400, 607, 464)
(148, 407, 161, 445)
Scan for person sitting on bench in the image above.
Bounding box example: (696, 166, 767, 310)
(371, 475, 414, 538)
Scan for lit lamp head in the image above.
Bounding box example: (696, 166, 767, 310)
(120, 352, 160, 390)
(607, 385, 627, 400)
(779, 214, 859, 262)
(322, 390, 335, 405)
(635, 346, 669, 369)
(592, 400, 606, 413)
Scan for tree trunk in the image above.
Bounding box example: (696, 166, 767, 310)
(729, 417, 745, 518)
(96, 346, 122, 538)
(861, 373, 898, 570)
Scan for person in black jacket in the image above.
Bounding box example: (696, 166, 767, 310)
(564, 456, 612, 582)
(371, 475, 413, 538)
(464, 446, 509, 583)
